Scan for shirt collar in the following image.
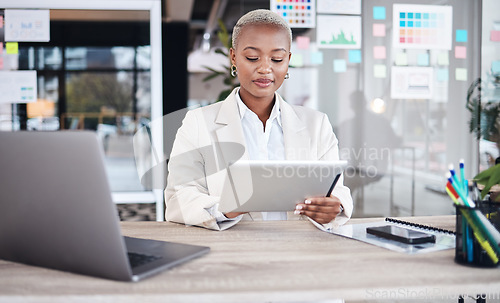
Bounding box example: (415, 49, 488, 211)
(235, 88, 282, 127)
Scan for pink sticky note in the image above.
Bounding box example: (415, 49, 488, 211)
(0, 57, 3, 70)
(373, 23, 386, 37)
(0, 16, 3, 29)
(491, 30, 500, 42)
(0, 42, 3, 55)
(296, 36, 310, 49)
(455, 46, 466, 59)
(373, 46, 386, 59)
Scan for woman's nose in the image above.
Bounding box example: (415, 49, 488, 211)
(257, 60, 272, 73)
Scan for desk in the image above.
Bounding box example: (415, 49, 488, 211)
(0, 216, 499, 303)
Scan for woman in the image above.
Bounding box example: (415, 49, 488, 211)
(165, 9, 352, 231)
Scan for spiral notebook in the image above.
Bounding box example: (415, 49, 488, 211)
(329, 218, 455, 254)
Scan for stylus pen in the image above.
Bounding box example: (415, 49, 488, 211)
(326, 174, 341, 197)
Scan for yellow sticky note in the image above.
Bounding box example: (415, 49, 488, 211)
(456, 68, 467, 81)
(438, 52, 449, 66)
(6, 42, 19, 55)
(374, 65, 387, 78)
(395, 53, 408, 66)
(289, 53, 303, 67)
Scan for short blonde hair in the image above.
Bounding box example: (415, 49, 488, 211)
(232, 9, 292, 49)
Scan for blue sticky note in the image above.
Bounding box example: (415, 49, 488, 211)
(417, 53, 429, 66)
(333, 59, 347, 73)
(373, 6, 386, 20)
(456, 29, 468, 42)
(492, 61, 500, 74)
(348, 50, 362, 63)
(437, 69, 449, 82)
(310, 51, 324, 65)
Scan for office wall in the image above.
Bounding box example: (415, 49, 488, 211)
(194, 0, 485, 217)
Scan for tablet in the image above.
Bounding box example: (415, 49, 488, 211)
(218, 160, 347, 213)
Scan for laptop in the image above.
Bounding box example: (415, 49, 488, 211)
(0, 131, 209, 282)
(218, 160, 347, 213)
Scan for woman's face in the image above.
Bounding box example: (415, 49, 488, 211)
(230, 24, 291, 103)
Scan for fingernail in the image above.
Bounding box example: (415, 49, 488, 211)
(294, 210, 301, 215)
(295, 205, 303, 210)
(305, 199, 311, 204)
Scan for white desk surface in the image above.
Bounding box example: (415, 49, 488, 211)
(1, 216, 499, 303)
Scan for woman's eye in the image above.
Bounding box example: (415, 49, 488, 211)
(272, 59, 283, 63)
(246, 57, 258, 61)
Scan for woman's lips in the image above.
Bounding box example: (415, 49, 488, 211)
(253, 78, 273, 88)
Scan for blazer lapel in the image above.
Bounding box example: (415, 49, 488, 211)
(214, 90, 249, 167)
(279, 96, 312, 160)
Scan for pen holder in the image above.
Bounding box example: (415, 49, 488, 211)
(455, 202, 500, 267)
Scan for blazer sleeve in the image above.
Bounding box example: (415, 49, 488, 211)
(316, 113, 353, 228)
(164, 110, 240, 231)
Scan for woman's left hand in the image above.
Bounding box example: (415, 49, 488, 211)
(294, 196, 343, 224)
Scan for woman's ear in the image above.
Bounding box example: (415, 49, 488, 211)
(288, 51, 292, 62)
(229, 48, 236, 65)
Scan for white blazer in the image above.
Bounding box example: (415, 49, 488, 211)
(165, 88, 353, 230)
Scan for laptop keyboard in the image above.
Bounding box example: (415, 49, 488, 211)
(127, 252, 161, 268)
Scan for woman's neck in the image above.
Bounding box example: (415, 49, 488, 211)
(239, 91, 275, 126)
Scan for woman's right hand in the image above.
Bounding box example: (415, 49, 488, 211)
(224, 212, 246, 218)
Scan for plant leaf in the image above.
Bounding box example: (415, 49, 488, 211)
(478, 164, 500, 199)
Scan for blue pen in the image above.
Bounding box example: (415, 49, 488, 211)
(449, 165, 461, 192)
(447, 173, 475, 208)
(460, 160, 468, 197)
(458, 160, 473, 262)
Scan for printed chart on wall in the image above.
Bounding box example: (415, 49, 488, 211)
(270, 0, 316, 28)
(391, 66, 433, 99)
(392, 4, 452, 50)
(317, 0, 361, 15)
(317, 15, 361, 49)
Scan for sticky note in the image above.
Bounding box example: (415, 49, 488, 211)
(296, 36, 310, 49)
(373, 6, 386, 20)
(395, 53, 408, 66)
(437, 68, 449, 82)
(373, 23, 386, 37)
(333, 59, 347, 73)
(0, 57, 3, 70)
(374, 65, 386, 78)
(290, 53, 303, 67)
(492, 61, 500, 74)
(438, 52, 449, 66)
(348, 50, 362, 63)
(491, 31, 500, 42)
(373, 46, 386, 59)
(417, 53, 429, 66)
(456, 68, 467, 81)
(456, 29, 467, 42)
(455, 46, 466, 59)
(0, 42, 3, 55)
(310, 51, 324, 65)
(0, 16, 3, 29)
(6, 42, 19, 55)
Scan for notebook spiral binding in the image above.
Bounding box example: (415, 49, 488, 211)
(385, 217, 456, 235)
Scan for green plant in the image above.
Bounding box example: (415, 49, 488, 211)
(473, 163, 500, 200)
(467, 71, 500, 141)
(467, 72, 500, 199)
(202, 19, 239, 102)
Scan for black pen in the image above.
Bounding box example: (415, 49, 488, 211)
(326, 173, 341, 197)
